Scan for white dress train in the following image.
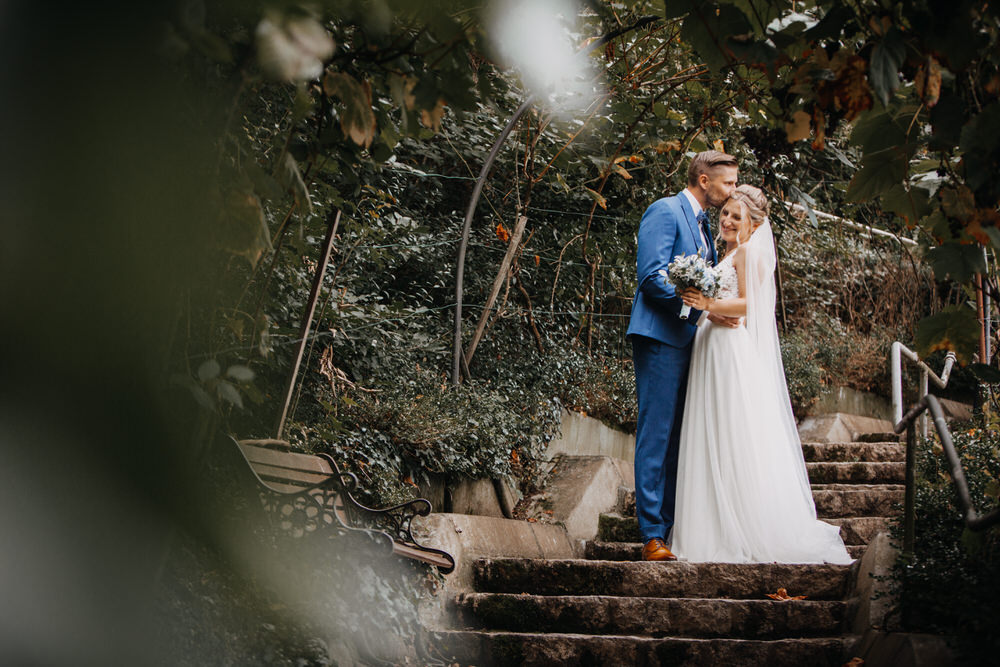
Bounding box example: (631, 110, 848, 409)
(671, 249, 851, 564)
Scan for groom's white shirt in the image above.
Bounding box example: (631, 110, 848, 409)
(680, 188, 709, 252)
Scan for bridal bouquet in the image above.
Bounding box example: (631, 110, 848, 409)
(660, 254, 721, 320)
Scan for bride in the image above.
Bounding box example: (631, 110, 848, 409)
(672, 185, 851, 564)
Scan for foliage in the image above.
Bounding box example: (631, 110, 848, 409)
(667, 0, 1000, 362)
(167, 0, 969, 503)
(779, 330, 824, 418)
(889, 420, 1000, 664)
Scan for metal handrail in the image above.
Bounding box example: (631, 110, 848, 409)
(894, 394, 1000, 556)
(891, 341, 956, 438)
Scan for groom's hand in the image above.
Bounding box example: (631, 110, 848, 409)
(707, 313, 740, 328)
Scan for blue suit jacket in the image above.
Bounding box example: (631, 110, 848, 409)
(626, 193, 716, 347)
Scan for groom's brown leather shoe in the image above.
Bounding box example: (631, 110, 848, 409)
(641, 538, 677, 561)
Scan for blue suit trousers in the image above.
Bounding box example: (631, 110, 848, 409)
(632, 333, 692, 543)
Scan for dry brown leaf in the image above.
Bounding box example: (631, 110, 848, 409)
(496, 222, 510, 243)
(420, 98, 447, 132)
(766, 587, 808, 601)
(784, 110, 812, 142)
(611, 163, 632, 180)
(915, 56, 942, 108)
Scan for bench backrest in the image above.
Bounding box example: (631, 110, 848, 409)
(237, 439, 335, 495)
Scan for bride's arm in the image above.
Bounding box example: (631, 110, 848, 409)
(679, 249, 747, 317)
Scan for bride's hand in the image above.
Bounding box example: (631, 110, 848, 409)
(680, 287, 713, 311)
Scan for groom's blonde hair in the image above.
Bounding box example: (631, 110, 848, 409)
(687, 150, 738, 186)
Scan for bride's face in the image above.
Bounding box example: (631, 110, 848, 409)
(719, 200, 751, 245)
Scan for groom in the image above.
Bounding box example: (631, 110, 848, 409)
(626, 150, 739, 561)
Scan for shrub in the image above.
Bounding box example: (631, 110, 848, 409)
(780, 330, 824, 418)
(889, 419, 1000, 664)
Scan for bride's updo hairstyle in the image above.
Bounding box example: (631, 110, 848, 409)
(728, 184, 770, 229)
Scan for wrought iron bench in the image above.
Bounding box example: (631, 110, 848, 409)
(231, 436, 454, 572)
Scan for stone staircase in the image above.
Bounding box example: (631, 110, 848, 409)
(429, 440, 904, 666)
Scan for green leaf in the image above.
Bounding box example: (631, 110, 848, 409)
(940, 186, 976, 222)
(915, 305, 980, 363)
(849, 110, 905, 154)
(804, 4, 854, 41)
(198, 359, 221, 382)
(680, 4, 754, 71)
(217, 188, 272, 268)
(323, 71, 377, 148)
(959, 103, 1000, 192)
(880, 184, 931, 225)
(929, 93, 965, 150)
(226, 365, 255, 382)
(732, 0, 789, 33)
(922, 209, 952, 242)
(985, 226, 1000, 252)
(870, 27, 905, 107)
(275, 153, 312, 214)
(927, 241, 987, 283)
(845, 149, 907, 202)
(217, 380, 244, 409)
(663, 0, 696, 21)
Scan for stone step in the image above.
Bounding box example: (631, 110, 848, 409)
(822, 516, 893, 545)
(801, 442, 904, 462)
(428, 630, 851, 667)
(599, 505, 897, 544)
(854, 432, 901, 443)
(453, 593, 854, 639)
(472, 559, 852, 600)
(584, 541, 867, 561)
(811, 485, 904, 518)
(806, 461, 905, 484)
(615, 478, 904, 519)
(598, 512, 640, 542)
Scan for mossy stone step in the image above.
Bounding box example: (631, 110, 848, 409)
(806, 461, 905, 484)
(427, 630, 850, 667)
(472, 559, 852, 600)
(584, 540, 867, 562)
(823, 516, 894, 545)
(801, 442, 904, 462)
(811, 484, 904, 518)
(453, 593, 854, 639)
(598, 513, 891, 546)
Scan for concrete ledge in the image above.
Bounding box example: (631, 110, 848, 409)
(521, 455, 633, 552)
(849, 531, 900, 635)
(846, 532, 956, 666)
(798, 413, 897, 443)
(545, 409, 635, 462)
(850, 630, 955, 667)
(411, 513, 574, 594)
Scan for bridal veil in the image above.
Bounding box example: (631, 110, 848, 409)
(743, 220, 815, 511)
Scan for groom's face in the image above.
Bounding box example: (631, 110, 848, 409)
(702, 165, 738, 208)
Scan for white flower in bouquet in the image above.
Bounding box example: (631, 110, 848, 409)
(659, 254, 721, 320)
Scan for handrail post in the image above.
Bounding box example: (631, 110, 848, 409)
(891, 342, 903, 426)
(920, 369, 929, 439)
(903, 423, 916, 558)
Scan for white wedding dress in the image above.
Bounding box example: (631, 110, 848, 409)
(671, 225, 851, 564)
